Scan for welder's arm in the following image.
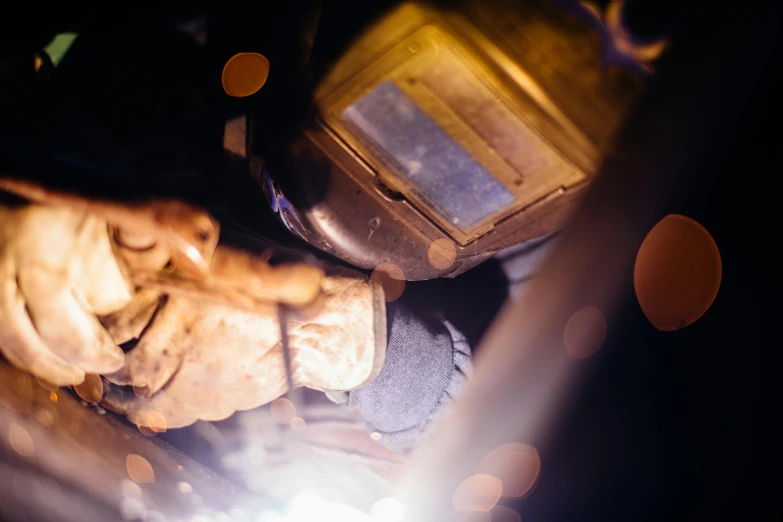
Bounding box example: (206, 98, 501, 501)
(101, 264, 387, 429)
(339, 303, 473, 453)
(336, 235, 558, 453)
(0, 198, 471, 450)
(0, 198, 388, 428)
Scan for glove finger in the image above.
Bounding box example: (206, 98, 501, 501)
(104, 350, 288, 430)
(73, 216, 135, 314)
(12, 207, 131, 315)
(0, 277, 85, 385)
(105, 297, 190, 394)
(111, 226, 172, 275)
(22, 286, 126, 374)
(209, 246, 324, 306)
(100, 288, 164, 345)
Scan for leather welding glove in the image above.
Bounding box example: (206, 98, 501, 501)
(0, 203, 134, 386)
(102, 265, 387, 429)
(0, 198, 386, 429)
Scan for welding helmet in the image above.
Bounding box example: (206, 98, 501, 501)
(246, 0, 655, 280)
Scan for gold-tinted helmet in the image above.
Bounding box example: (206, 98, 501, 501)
(249, 0, 666, 280)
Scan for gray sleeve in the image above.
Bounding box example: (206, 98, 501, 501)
(342, 235, 556, 452)
(344, 303, 472, 452)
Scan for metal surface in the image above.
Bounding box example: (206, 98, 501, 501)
(277, 305, 305, 414)
(277, 305, 295, 393)
(0, 359, 268, 522)
(278, 306, 295, 391)
(319, 21, 589, 244)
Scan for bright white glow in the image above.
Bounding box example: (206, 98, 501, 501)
(121, 479, 143, 499)
(228, 508, 250, 522)
(284, 491, 371, 522)
(119, 497, 145, 521)
(185, 245, 202, 262)
(248, 492, 409, 522)
(254, 511, 282, 522)
(370, 497, 406, 522)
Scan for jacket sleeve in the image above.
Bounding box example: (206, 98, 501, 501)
(344, 303, 472, 453)
(343, 233, 559, 452)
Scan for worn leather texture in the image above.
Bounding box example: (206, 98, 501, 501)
(0, 204, 133, 385)
(103, 268, 386, 429)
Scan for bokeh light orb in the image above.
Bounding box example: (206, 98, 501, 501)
(477, 443, 541, 498)
(370, 263, 406, 302)
(564, 306, 607, 359)
(453, 474, 503, 512)
(635, 214, 721, 331)
(428, 238, 457, 270)
(270, 398, 297, 424)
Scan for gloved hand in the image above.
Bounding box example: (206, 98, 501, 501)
(0, 196, 386, 429)
(0, 203, 134, 386)
(102, 266, 387, 429)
